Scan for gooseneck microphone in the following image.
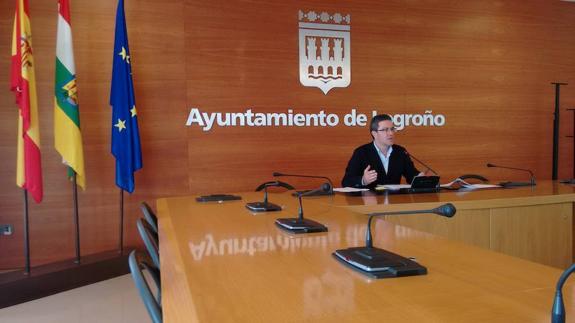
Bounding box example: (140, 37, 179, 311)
(552, 262, 575, 323)
(486, 163, 536, 187)
(275, 183, 331, 233)
(365, 204, 456, 248)
(404, 150, 439, 176)
(273, 172, 334, 195)
(296, 183, 332, 220)
(332, 203, 457, 278)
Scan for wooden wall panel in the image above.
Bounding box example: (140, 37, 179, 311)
(0, 0, 187, 268)
(1, 0, 575, 269)
(186, 0, 575, 195)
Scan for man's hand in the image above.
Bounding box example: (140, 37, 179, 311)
(362, 165, 378, 185)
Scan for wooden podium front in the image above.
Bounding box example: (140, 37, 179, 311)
(331, 180, 575, 268)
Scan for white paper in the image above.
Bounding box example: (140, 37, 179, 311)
(334, 187, 370, 192)
(458, 184, 501, 189)
(375, 184, 411, 191)
(441, 178, 500, 190)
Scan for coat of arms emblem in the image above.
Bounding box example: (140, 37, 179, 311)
(299, 10, 351, 95)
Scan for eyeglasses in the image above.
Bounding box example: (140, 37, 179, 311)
(375, 127, 397, 133)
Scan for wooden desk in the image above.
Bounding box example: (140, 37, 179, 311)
(330, 180, 575, 269)
(157, 192, 574, 322)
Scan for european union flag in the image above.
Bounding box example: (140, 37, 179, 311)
(110, 0, 142, 193)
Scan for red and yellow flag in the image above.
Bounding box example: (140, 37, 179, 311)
(11, 0, 43, 203)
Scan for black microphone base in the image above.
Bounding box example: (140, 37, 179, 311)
(291, 190, 334, 197)
(245, 202, 282, 212)
(333, 247, 427, 279)
(275, 218, 328, 234)
(499, 181, 536, 188)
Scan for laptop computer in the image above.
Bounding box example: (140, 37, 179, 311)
(399, 175, 440, 194)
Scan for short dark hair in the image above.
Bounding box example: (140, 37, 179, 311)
(370, 114, 393, 132)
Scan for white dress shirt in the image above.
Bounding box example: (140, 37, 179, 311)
(374, 142, 393, 174)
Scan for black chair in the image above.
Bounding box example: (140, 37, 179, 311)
(140, 202, 158, 233)
(137, 218, 160, 269)
(254, 180, 295, 192)
(128, 250, 162, 323)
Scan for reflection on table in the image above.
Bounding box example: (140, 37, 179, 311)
(157, 191, 574, 322)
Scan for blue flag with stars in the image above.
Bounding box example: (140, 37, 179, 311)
(110, 0, 142, 193)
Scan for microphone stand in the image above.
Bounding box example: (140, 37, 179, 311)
(551, 82, 567, 181)
(333, 203, 456, 279)
(273, 172, 334, 196)
(566, 108, 575, 183)
(552, 262, 575, 323)
(486, 163, 536, 187)
(275, 183, 330, 233)
(405, 151, 439, 176)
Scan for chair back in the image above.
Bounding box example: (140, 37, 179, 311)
(137, 218, 160, 269)
(140, 202, 158, 233)
(254, 180, 295, 191)
(128, 251, 162, 323)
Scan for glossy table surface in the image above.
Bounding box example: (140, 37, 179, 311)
(157, 191, 575, 322)
(330, 180, 575, 212)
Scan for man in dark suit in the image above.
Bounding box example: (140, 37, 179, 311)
(342, 114, 421, 188)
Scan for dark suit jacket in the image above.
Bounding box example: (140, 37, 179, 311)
(341, 143, 420, 188)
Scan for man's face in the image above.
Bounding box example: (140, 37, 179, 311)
(371, 120, 396, 147)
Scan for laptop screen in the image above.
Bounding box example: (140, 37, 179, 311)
(410, 176, 440, 188)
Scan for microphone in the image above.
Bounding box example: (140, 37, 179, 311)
(275, 183, 330, 234)
(246, 181, 294, 212)
(332, 203, 456, 278)
(273, 172, 334, 195)
(551, 262, 575, 323)
(365, 204, 455, 248)
(486, 163, 536, 187)
(299, 182, 332, 197)
(296, 183, 332, 218)
(403, 150, 439, 176)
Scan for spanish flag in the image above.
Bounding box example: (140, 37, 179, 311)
(11, 0, 43, 203)
(55, 0, 85, 188)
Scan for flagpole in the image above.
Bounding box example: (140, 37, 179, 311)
(72, 173, 81, 264)
(23, 190, 30, 275)
(119, 189, 124, 255)
(112, 0, 141, 258)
